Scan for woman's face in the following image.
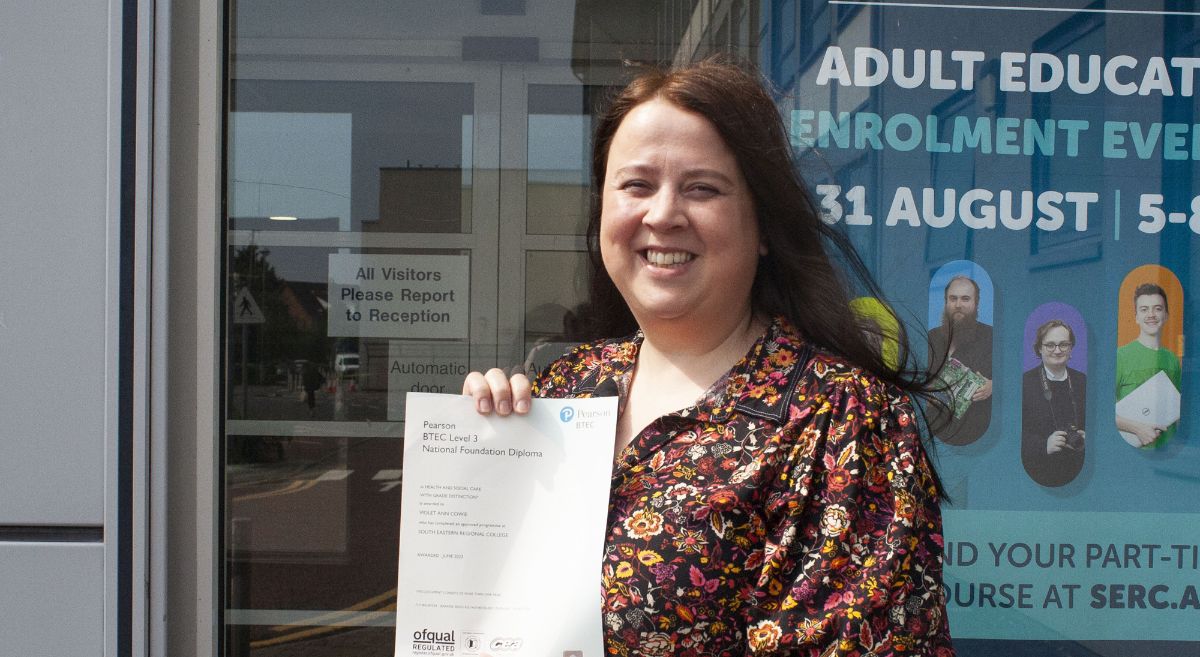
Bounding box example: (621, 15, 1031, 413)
(1039, 325, 1074, 369)
(599, 99, 761, 330)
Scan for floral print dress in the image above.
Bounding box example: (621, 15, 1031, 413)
(532, 318, 954, 656)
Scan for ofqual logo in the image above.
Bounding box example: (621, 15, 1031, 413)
(411, 628, 456, 654)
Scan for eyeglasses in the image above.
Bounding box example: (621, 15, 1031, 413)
(1041, 342, 1074, 352)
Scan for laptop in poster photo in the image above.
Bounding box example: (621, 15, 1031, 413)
(1116, 370, 1181, 445)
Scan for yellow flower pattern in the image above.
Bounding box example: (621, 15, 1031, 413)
(532, 318, 953, 657)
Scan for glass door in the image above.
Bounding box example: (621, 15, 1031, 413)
(496, 65, 609, 374)
(222, 55, 502, 656)
(220, 3, 758, 655)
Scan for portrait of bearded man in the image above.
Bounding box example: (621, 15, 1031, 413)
(929, 274, 994, 445)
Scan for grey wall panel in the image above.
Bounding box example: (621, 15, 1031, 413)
(0, 542, 104, 655)
(0, 2, 111, 523)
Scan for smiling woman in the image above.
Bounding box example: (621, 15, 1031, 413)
(599, 99, 762, 338)
(596, 98, 767, 445)
(463, 58, 954, 657)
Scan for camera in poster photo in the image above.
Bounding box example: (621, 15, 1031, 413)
(1022, 318, 1086, 487)
(1115, 275, 1183, 449)
(929, 268, 994, 445)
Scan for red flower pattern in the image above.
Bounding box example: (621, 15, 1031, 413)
(533, 318, 953, 656)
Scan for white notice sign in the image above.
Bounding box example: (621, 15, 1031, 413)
(327, 254, 469, 339)
(395, 393, 617, 657)
(387, 341, 470, 421)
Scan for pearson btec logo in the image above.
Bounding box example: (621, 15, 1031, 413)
(559, 407, 575, 423)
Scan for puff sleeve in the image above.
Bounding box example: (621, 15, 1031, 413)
(744, 366, 954, 656)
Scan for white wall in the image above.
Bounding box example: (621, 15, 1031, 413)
(0, 0, 125, 653)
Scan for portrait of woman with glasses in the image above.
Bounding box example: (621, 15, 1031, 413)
(1022, 319, 1087, 487)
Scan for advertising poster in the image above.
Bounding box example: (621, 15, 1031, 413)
(780, 1, 1198, 651)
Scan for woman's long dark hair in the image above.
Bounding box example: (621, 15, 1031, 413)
(583, 57, 941, 401)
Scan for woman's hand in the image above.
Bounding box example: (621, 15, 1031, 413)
(462, 368, 532, 416)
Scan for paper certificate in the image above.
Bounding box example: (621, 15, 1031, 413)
(395, 393, 617, 657)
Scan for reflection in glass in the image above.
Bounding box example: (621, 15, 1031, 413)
(1029, 10, 1104, 261)
(228, 625, 395, 657)
(227, 245, 386, 423)
(523, 251, 588, 375)
(228, 81, 473, 233)
(228, 112, 352, 231)
(526, 85, 609, 236)
(225, 434, 402, 654)
(227, 245, 474, 423)
(228, 244, 331, 420)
